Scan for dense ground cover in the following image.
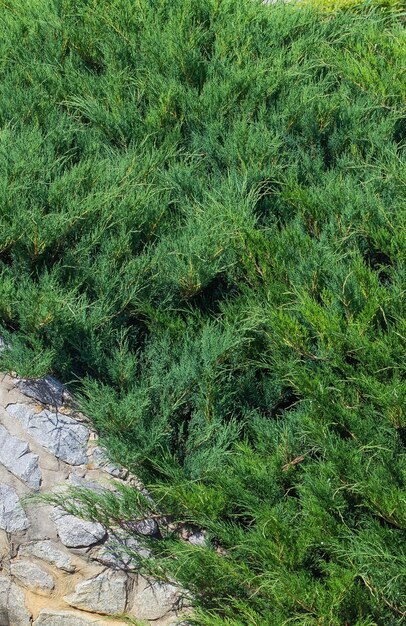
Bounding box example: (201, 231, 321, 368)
(0, 0, 405, 623)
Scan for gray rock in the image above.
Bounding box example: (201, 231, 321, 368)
(0, 484, 30, 532)
(0, 337, 5, 353)
(0, 424, 42, 488)
(51, 508, 106, 548)
(0, 576, 32, 626)
(91, 446, 128, 479)
(0, 531, 8, 565)
(128, 517, 159, 536)
(91, 532, 150, 570)
(131, 577, 180, 620)
(19, 539, 76, 573)
(16, 375, 65, 408)
(64, 570, 127, 614)
(188, 531, 206, 547)
(67, 472, 104, 492)
(10, 559, 54, 593)
(7, 403, 89, 465)
(34, 609, 108, 625)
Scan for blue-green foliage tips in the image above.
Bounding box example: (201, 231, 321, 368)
(0, 0, 405, 624)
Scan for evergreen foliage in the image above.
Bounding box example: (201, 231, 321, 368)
(1, 0, 405, 623)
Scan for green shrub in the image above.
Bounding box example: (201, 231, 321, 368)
(1, 0, 405, 623)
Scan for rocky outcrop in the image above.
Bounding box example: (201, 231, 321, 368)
(131, 579, 182, 621)
(16, 376, 66, 409)
(0, 373, 190, 625)
(50, 509, 107, 548)
(6, 404, 90, 466)
(10, 560, 55, 594)
(0, 576, 32, 626)
(64, 570, 128, 613)
(0, 426, 41, 488)
(18, 541, 76, 573)
(32, 609, 119, 625)
(0, 484, 30, 532)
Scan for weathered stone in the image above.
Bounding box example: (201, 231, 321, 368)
(64, 570, 127, 614)
(92, 532, 150, 570)
(131, 577, 180, 620)
(188, 531, 206, 546)
(68, 472, 104, 492)
(91, 446, 128, 479)
(0, 484, 29, 532)
(17, 375, 65, 407)
(0, 531, 8, 565)
(19, 539, 76, 572)
(7, 403, 89, 465)
(128, 517, 159, 537)
(0, 575, 32, 626)
(34, 609, 110, 625)
(0, 424, 42, 488)
(10, 559, 54, 594)
(51, 508, 106, 548)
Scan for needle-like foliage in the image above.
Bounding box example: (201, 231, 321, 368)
(0, 0, 405, 624)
